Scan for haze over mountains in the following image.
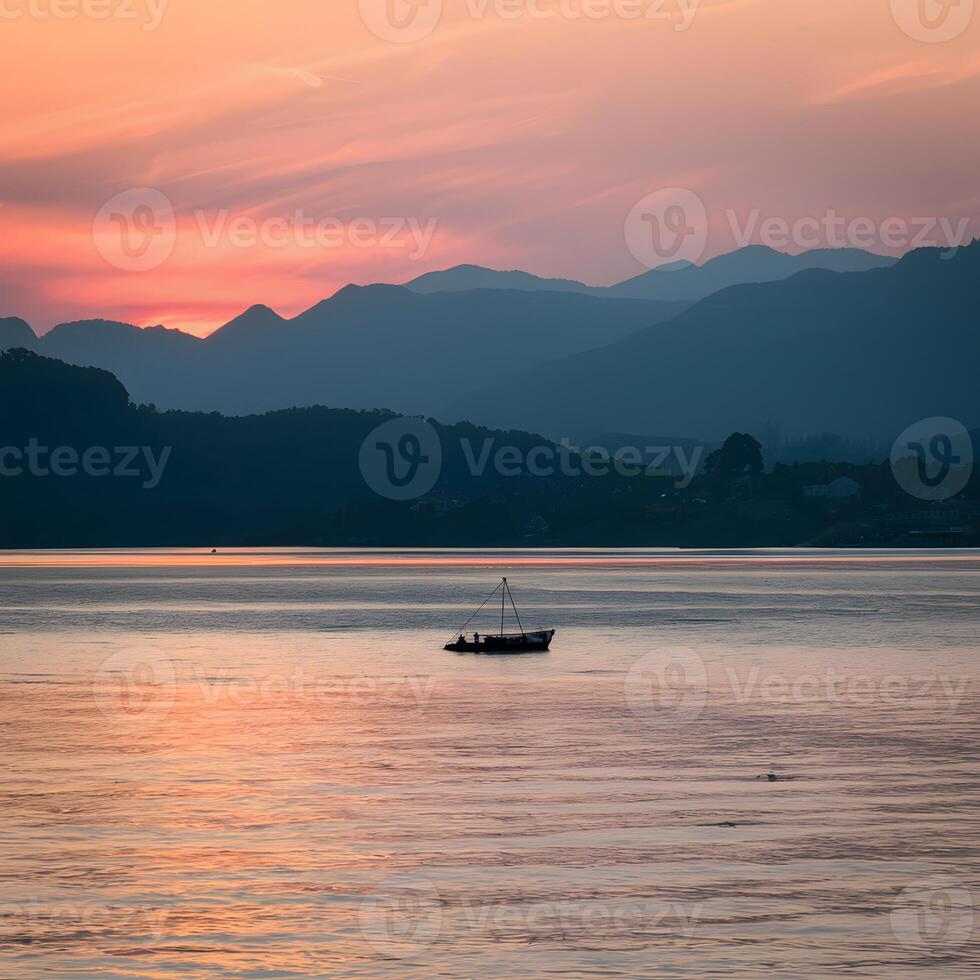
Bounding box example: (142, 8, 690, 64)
(2, 244, 974, 445)
(404, 245, 896, 301)
(445, 244, 980, 441)
(3, 288, 685, 417)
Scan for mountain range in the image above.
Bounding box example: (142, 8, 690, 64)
(444, 243, 980, 441)
(2, 288, 685, 417)
(3, 243, 971, 444)
(404, 245, 896, 301)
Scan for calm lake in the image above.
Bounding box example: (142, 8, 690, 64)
(1, 549, 977, 977)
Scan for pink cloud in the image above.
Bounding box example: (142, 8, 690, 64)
(1, 1, 977, 335)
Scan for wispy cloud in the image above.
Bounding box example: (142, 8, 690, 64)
(1, 1, 977, 335)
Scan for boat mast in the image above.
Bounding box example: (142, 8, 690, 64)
(501, 577, 506, 635)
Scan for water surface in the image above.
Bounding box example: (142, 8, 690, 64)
(1, 549, 977, 977)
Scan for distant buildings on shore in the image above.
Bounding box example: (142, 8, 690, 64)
(804, 476, 862, 498)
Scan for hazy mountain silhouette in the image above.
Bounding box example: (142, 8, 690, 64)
(605, 245, 896, 301)
(195, 286, 687, 416)
(405, 264, 591, 294)
(403, 246, 895, 300)
(40, 319, 203, 410)
(0, 317, 37, 350)
(443, 244, 980, 442)
(44, 319, 200, 359)
(0, 246, 934, 437)
(204, 304, 287, 348)
(4, 287, 685, 417)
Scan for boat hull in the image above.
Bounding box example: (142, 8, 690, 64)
(444, 629, 555, 654)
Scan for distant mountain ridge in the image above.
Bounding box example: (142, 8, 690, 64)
(404, 264, 591, 295)
(443, 243, 980, 442)
(404, 245, 896, 301)
(0, 317, 37, 349)
(205, 304, 286, 347)
(604, 245, 897, 301)
(3, 286, 686, 417)
(1, 244, 952, 444)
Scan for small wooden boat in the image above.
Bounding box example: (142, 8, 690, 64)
(444, 578, 555, 654)
(445, 628, 555, 654)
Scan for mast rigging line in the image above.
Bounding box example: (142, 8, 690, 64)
(447, 577, 526, 643)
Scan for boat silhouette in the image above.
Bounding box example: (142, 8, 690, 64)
(444, 577, 555, 654)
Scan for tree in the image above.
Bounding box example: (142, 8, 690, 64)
(705, 432, 764, 476)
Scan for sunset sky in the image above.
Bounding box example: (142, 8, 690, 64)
(1, 0, 978, 336)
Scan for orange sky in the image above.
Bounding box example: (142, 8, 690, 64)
(1, 0, 978, 336)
